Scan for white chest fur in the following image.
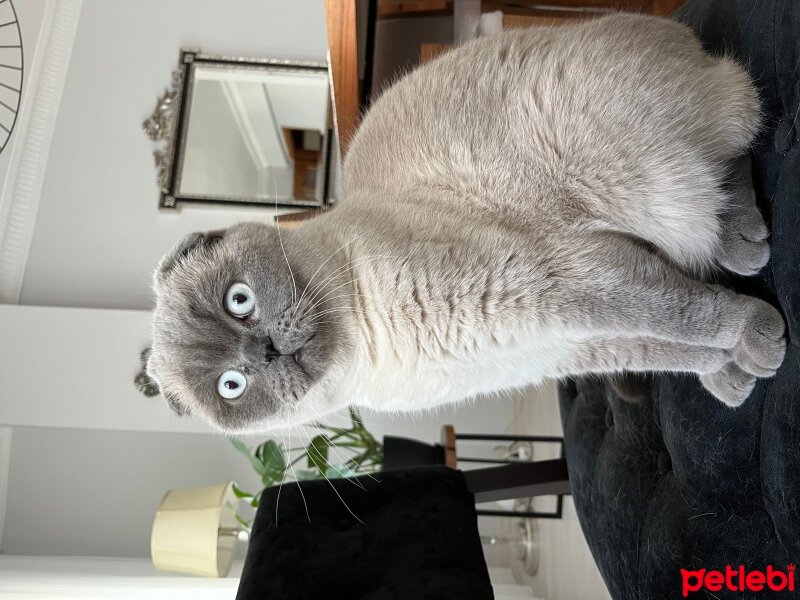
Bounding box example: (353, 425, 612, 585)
(332, 238, 576, 411)
(342, 324, 574, 411)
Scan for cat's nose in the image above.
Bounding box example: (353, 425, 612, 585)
(265, 337, 281, 361)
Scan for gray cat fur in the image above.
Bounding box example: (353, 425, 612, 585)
(148, 14, 786, 433)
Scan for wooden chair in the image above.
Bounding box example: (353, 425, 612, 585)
(384, 425, 571, 519)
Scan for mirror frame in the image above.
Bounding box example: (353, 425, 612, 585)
(144, 49, 334, 210)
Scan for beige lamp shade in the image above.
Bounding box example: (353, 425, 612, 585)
(151, 481, 240, 577)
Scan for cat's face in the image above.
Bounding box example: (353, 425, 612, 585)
(147, 222, 355, 433)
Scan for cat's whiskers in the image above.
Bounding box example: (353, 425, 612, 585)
(307, 305, 363, 321)
(296, 232, 368, 307)
(301, 255, 369, 301)
(273, 179, 297, 304)
(305, 270, 373, 307)
(313, 292, 369, 306)
(304, 405, 381, 484)
(308, 250, 411, 306)
(295, 421, 365, 524)
(302, 254, 402, 307)
(271, 428, 288, 526)
(304, 252, 407, 300)
(304, 309, 358, 327)
(299, 421, 367, 491)
(303, 311, 360, 331)
(281, 430, 312, 523)
(306, 295, 368, 317)
(304, 278, 356, 311)
(303, 294, 369, 322)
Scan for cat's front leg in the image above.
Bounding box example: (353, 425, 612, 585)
(556, 337, 730, 379)
(547, 238, 786, 405)
(557, 336, 774, 407)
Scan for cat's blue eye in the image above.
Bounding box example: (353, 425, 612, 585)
(225, 282, 255, 318)
(217, 369, 247, 400)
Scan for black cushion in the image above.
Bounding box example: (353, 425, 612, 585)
(236, 466, 493, 600)
(559, 1, 800, 598)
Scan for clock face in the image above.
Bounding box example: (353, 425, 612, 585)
(0, 0, 22, 154)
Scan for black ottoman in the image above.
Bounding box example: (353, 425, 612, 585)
(235, 466, 493, 600)
(559, 1, 800, 598)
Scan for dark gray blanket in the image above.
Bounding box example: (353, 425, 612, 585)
(559, 1, 800, 598)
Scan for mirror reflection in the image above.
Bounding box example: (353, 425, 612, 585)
(178, 63, 331, 205)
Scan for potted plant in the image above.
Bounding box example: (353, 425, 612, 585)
(229, 407, 383, 530)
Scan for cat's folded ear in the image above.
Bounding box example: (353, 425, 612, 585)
(154, 229, 227, 286)
(145, 351, 191, 417)
(204, 228, 227, 245)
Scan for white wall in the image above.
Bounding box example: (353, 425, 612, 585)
(0, 304, 217, 434)
(1, 426, 263, 558)
(19, 0, 330, 310)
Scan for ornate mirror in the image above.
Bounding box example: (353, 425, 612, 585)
(144, 50, 333, 209)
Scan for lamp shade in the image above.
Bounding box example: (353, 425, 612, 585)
(150, 482, 239, 577)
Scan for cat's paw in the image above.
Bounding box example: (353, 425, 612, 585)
(699, 363, 756, 407)
(716, 156, 770, 276)
(699, 300, 785, 407)
(732, 299, 787, 378)
(716, 203, 770, 276)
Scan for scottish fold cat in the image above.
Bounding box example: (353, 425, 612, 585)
(148, 14, 786, 433)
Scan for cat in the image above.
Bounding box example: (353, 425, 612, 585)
(148, 14, 786, 433)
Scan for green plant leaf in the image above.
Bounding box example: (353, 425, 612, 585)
(232, 411, 384, 492)
(326, 463, 359, 479)
(313, 424, 356, 438)
(348, 447, 383, 471)
(234, 512, 252, 531)
(293, 469, 320, 481)
(327, 441, 367, 449)
(230, 438, 267, 476)
(256, 441, 286, 488)
(307, 434, 331, 473)
(231, 483, 261, 507)
(349, 406, 365, 429)
(231, 483, 255, 500)
(261, 440, 286, 473)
